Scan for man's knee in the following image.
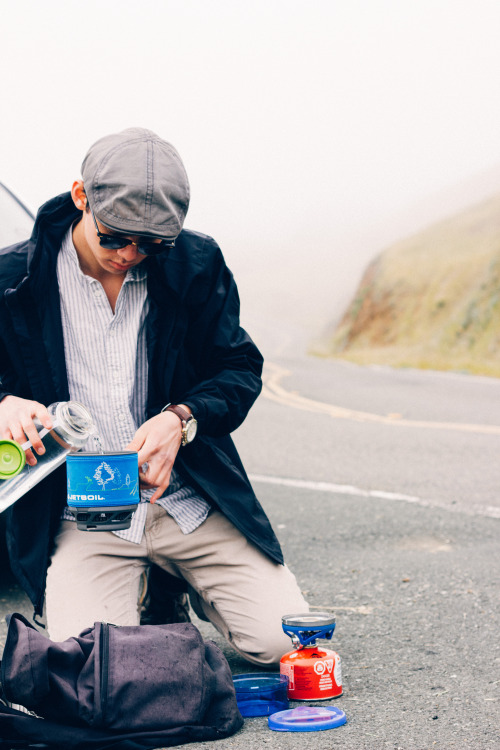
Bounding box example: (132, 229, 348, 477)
(228, 608, 301, 667)
(235, 628, 292, 667)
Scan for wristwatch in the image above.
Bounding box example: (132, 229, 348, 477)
(162, 404, 198, 446)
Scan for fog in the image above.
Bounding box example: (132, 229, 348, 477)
(3, 0, 500, 354)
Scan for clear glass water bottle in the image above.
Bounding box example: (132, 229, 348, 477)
(0, 401, 95, 513)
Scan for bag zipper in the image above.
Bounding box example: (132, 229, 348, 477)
(99, 622, 110, 726)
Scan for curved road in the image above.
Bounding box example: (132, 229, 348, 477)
(1, 345, 499, 749)
(234, 354, 500, 520)
(226, 348, 500, 748)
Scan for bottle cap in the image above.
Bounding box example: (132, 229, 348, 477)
(268, 705, 347, 732)
(0, 440, 26, 480)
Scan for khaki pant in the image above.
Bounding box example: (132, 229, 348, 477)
(46, 504, 308, 665)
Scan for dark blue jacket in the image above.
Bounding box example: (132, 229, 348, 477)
(0, 193, 283, 616)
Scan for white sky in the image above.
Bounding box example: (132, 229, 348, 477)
(2, 0, 500, 346)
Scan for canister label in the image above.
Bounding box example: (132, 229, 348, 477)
(280, 648, 343, 701)
(66, 452, 139, 508)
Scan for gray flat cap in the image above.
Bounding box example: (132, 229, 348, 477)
(81, 127, 190, 239)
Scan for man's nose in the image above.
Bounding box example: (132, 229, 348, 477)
(116, 243, 140, 261)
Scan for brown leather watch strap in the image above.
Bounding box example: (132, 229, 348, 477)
(162, 404, 191, 423)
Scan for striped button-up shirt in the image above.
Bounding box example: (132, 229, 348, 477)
(57, 226, 210, 543)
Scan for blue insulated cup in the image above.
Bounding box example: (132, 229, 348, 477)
(66, 452, 139, 531)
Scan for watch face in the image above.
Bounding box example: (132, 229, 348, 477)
(184, 418, 198, 444)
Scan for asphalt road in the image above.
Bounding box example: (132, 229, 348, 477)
(0, 350, 499, 749)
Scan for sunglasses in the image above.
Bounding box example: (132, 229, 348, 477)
(87, 202, 176, 256)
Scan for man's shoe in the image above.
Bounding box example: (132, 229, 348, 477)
(139, 566, 191, 625)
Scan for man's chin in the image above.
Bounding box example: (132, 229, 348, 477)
(109, 261, 136, 272)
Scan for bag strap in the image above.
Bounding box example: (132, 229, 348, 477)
(0, 699, 236, 749)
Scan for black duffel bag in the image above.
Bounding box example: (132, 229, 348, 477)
(0, 612, 243, 749)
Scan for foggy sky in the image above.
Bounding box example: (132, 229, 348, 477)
(2, 0, 500, 352)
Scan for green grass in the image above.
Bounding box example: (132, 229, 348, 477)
(319, 193, 500, 377)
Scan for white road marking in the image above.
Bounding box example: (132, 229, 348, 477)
(262, 362, 500, 436)
(258, 362, 500, 518)
(249, 473, 500, 520)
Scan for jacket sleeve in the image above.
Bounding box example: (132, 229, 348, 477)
(0, 239, 32, 403)
(180, 247, 264, 438)
(0, 305, 16, 403)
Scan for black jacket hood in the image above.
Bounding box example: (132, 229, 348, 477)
(27, 192, 80, 266)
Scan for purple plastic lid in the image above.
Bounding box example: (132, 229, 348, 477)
(268, 705, 347, 732)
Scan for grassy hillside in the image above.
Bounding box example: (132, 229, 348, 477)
(321, 193, 500, 377)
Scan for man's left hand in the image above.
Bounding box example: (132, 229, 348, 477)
(126, 410, 186, 503)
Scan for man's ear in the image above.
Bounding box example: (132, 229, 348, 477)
(71, 180, 87, 211)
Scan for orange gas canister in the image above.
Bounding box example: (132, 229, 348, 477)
(280, 613, 342, 701)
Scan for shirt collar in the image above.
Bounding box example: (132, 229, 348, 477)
(61, 225, 148, 283)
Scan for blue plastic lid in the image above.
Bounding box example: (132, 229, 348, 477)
(268, 705, 347, 732)
(233, 673, 289, 717)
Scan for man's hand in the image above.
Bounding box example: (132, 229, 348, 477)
(0, 396, 53, 466)
(126, 408, 188, 503)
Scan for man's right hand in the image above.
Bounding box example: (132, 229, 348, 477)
(0, 396, 53, 465)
